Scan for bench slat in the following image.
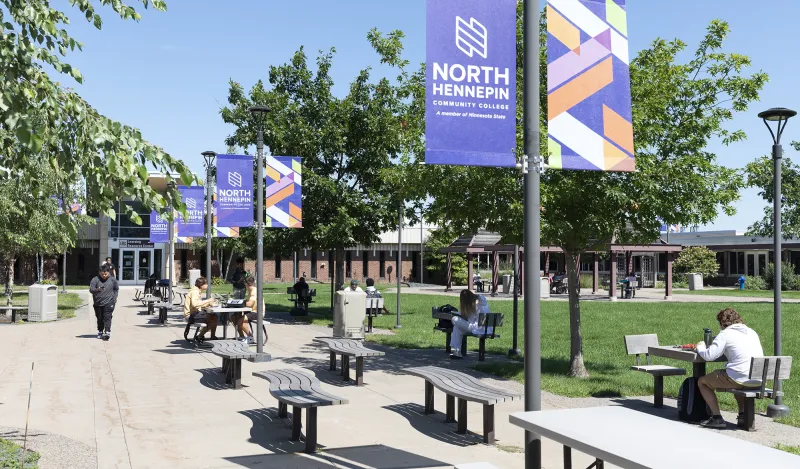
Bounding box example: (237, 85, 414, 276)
(314, 338, 386, 357)
(253, 369, 348, 408)
(405, 366, 521, 405)
(208, 340, 270, 362)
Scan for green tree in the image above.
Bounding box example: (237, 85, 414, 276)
(1, 0, 195, 221)
(745, 151, 800, 238)
(673, 246, 720, 279)
(418, 14, 765, 377)
(424, 227, 468, 286)
(189, 236, 249, 280)
(220, 30, 423, 269)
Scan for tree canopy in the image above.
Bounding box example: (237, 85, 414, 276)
(745, 142, 800, 238)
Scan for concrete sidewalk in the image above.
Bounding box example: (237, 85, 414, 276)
(0, 287, 798, 469)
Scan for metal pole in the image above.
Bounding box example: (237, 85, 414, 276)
(293, 251, 298, 282)
(61, 251, 67, 293)
(523, 0, 542, 467)
(205, 155, 214, 300)
(167, 198, 175, 306)
(396, 203, 402, 328)
(420, 211, 424, 284)
(768, 142, 789, 417)
(509, 245, 520, 356)
(256, 130, 265, 353)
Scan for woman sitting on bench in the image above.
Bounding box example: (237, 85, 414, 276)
(450, 289, 491, 359)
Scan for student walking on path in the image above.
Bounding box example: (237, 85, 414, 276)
(90, 264, 119, 340)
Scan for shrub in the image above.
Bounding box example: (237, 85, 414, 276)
(763, 262, 800, 291)
(743, 275, 767, 290)
(674, 246, 719, 279)
(38, 279, 57, 285)
(0, 438, 40, 468)
(211, 276, 227, 286)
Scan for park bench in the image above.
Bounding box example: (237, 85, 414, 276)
(253, 368, 348, 453)
(153, 301, 172, 324)
(404, 366, 522, 444)
(623, 334, 686, 408)
(313, 337, 385, 386)
(1, 305, 28, 323)
(432, 308, 503, 361)
(721, 355, 793, 431)
(287, 287, 316, 314)
(204, 340, 271, 389)
(454, 464, 499, 469)
(365, 296, 384, 332)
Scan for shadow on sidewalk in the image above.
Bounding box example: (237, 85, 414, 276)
(382, 403, 483, 447)
(195, 367, 240, 391)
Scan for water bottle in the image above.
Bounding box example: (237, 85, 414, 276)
(704, 328, 713, 346)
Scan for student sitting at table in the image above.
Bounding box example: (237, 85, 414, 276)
(450, 289, 491, 360)
(695, 307, 764, 429)
(231, 276, 259, 345)
(183, 277, 218, 341)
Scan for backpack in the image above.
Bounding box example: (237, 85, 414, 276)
(435, 304, 459, 329)
(677, 377, 710, 422)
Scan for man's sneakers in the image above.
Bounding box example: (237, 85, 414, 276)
(102, 331, 110, 341)
(449, 350, 463, 360)
(97, 332, 103, 339)
(700, 415, 726, 429)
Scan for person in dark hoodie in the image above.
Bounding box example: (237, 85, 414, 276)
(90, 264, 119, 340)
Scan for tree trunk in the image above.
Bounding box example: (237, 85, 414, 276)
(565, 250, 589, 378)
(216, 249, 222, 279)
(335, 249, 345, 291)
(225, 252, 235, 282)
(4, 257, 14, 299)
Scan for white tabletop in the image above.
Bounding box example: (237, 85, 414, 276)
(207, 307, 252, 314)
(509, 407, 800, 469)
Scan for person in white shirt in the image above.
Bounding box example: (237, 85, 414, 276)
(346, 279, 363, 292)
(450, 289, 491, 359)
(695, 307, 764, 428)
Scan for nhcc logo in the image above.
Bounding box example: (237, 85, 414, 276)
(228, 171, 242, 188)
(185, 198, 197, 210)
(155, 214, 164, 224)
(455, 16, 488, 59)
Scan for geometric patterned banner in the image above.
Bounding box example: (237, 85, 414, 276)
(547, 0, 635, 171)
(265, 156, 302, 228)
(212, 193, 240, 238)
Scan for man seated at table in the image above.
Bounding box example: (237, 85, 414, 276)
(293, 277, 309, 296)
(695, 307, 764, 429)
(183, 277, 219, 341)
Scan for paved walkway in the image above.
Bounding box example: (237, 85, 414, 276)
(1, 287, 798, 469)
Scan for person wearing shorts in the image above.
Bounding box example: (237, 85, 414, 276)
(183, 277, 218, 341)
(695, 307, 764, 428)
(231, 276, 258, 344)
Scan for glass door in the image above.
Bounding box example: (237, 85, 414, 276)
(746, 254, 755, 277)
(137, 250, 152, 282)
(121, 251, 136, 281)
(757, 253, 767, 277)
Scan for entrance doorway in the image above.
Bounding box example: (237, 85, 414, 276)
(117, 248, 162, 285)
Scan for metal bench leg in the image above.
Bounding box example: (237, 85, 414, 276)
(564, 446, 572, 469)
(457, 398, 467, 434)
(305, 407, 318, 454)
(424, 381, 435, 414)
(368, 314, 373, 333)
(482, 404, 495, 444)
(291, 407, 302, 441)
(461, 336, 468, 358)
(232, 359, 242, 389)
(743, 397, 756, 431)
(653, 375, 664, 408)
(221, 357, 229, 375)
(445, 331, 452, 353)
(478, 337, 486, 362)
(355, 357, 364, 386)
(446, 394, 456, 422)
(278, 402, 288, 418)
(342, 356, 350, 382)
(329, 351, 337, 371)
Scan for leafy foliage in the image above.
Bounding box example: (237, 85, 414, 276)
(0, 0, 195, 222)
(763, 261, 800, 291)
(424, 227, 467, 286)
(742, 275, 767, 291)
(673, 246, 720, 279)
(745, 156, 800, 238)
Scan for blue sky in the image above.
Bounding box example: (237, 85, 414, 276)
(56, 0, 799, 231)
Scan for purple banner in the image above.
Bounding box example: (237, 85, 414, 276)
(215, 154, 254, 227)
(149, 210, 169, 243)
(176, 186, 205, 237)
(425, 0, 517, 167)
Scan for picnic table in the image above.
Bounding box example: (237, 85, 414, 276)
(206, 306, 253, 340)
(509, 406, 800, 469)
(648, 345, 725, 377)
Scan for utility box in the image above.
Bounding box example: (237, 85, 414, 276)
(188, 269, 201, 289)
(333, 290, 367, 339)
(688, 273, 704, 291)
(502, 274, 511, 294)
(28, 284, 58, 322)
(540, 277, 551, 299)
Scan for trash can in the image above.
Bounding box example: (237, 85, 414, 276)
(688, 273, 703, 291)
(188, 269, 201, 288)
(28, 284, 58, 322)
(333, 290, 367, 339)
(502, 274, 511, 294)
(540, 277, 551, 299)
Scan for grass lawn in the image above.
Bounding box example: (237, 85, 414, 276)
(0, 437, 40, 468)
(9, 292, 83, 320)
(681, 288, 800, 299)
(776, 444, 800, 455)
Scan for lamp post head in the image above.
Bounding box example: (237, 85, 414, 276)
(759, 107, 797, 144)
(201, 150, 216, 167)
(248, 105, 270, 125)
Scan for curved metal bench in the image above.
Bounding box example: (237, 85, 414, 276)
(404, 366, 521, 444)
(253, 369, 348, 453)
(313, 337, 385, 386)
(206, 340, 271, 389)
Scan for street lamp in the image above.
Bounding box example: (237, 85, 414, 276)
(167, 180, 176, 307)
(759, 107, 796, 418)
(249, 105, 270, 353)
(202, 151, 216, 300)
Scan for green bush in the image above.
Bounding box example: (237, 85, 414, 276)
(743, 275, 767, 290)
(211, 276, 227, 286)
(579, 273, 593, 289)
(674, 246, 719, 278)
(763, 262, 800, 291)
(38, 279, 57, 285)
(0, 438, 40, 468)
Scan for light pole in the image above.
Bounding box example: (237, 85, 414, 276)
(759, 107, 796, 418)
(249, 105, 270, 353)
(396, 202, 402, 329)
(167, 180, 176, 307)
(202, 151, 216, 300)
(419, 208, 424, 285)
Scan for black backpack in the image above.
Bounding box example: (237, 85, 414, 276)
(677, 377, 710, 422)
(435, 304, 458, 328)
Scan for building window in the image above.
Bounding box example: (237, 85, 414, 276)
(311, 252, 317, 279)
(379, 251, 386, 278)
(275, 255, 281, 279)
(362, 252, 369, 278)
(728, 252, 745, 275)
(346, 251, 352, 278)
(716, 252, 725, 274)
